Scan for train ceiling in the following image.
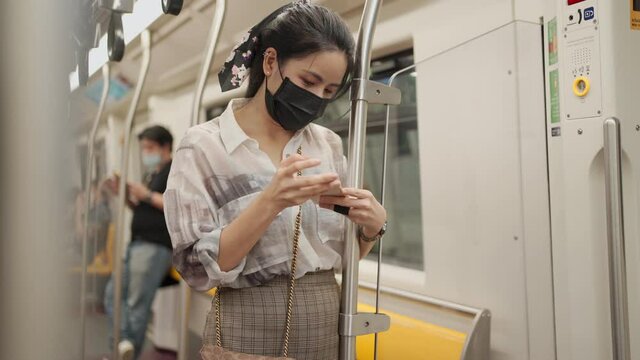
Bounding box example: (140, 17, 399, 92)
(69, 0, 371, 132)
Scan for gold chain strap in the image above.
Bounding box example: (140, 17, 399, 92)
(215, 286, 222, 347)
(215, 146, 303, 357)
(282, 145, 303, 356)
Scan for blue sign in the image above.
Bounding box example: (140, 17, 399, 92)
(584, 6, 595, 21)
(85, 76, 131, 105)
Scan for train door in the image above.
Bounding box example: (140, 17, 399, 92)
(544, 0, 640, 359)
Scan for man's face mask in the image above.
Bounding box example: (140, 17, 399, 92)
(141, 152, 162, 171)
(265, 65, 331, 132)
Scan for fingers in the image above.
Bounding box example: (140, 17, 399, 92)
(341, 187, 373, 199)
(285, 190, 326, 206)
(281, 158, 322, 176)
(344, 208, 373, 223)
(295, 183, 334, 198)
(275, 176, 338, 206)
(279, 153, 307, 169)
(295, 173, 339, 188)
(318, 195, 367, 209)
(316, 203, 363, 222)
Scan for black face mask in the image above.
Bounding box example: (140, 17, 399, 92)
(265, 75, 330, 132)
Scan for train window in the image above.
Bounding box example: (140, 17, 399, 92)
(316, 49, 424, 271)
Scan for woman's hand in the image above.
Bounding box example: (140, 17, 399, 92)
(319, 188, 386, 238)
(262, 154, 341, 212)
(104, 176, 118, 195)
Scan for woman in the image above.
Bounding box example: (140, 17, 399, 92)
(164, 2, 387, 359)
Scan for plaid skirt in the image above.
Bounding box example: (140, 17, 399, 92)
(202, 270, 340, 360)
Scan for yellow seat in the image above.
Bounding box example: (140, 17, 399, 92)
(74, 226, 182, 291)
(356, 303, 466, 360)
(71, 223, 115, 276)
(169, 267, 218, 297)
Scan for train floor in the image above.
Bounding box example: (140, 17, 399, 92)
(74, 272, 202, 359)
(82, 303, 178, 360)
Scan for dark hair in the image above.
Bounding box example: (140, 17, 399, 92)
(246, 2, 355, 98)
(137, 125, 173, 151)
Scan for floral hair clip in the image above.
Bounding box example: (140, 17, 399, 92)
(218, 1, 309, 92)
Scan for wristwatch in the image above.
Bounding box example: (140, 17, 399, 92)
(358, 221, 387, 243)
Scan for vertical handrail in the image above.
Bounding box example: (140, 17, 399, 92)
(177, 285, 192, 360)
(603, 117, 631, 360)
(190, 0, 227, 127)
(375, 64, 415, 359)
(80, 63, 111, 360)
(112, 30, 152, 360)
(340, 1, 383, 359)
(179, 2, 227, 359)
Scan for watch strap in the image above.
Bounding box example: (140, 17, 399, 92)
(358, 222, 386, 243)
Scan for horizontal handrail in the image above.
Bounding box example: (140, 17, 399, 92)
(359, 281, 482, 316)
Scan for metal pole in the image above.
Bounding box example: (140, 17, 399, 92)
(177, 285, 191, 360)
(603, 117, 631, 360)
(190, 0, 226, 127)
(80, 63, 110, 360)
(179, 2, 226, 359)
(373, 65, 412, 359)
(340, 1, 384, 359)
(112, 30, 152, 359)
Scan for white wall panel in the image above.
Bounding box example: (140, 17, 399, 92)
(414, 23, 551, 359)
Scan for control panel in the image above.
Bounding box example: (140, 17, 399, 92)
(562, 0, 602, 120)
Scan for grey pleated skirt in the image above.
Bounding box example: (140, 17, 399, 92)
(202, 270, 341, 360)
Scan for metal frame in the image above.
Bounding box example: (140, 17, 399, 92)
(112, 30, 152, 359)
(340, 1, 401, 359)
(100, 0, 135, 14)
(374, 64, 414, 359)
(359, 282, 491, 360)
(178, 1, 227, 359)
(603, 117, 631, 360)
(73, 0, 102, 86)
(190, 0, 227, 127)
(80, 63, 111, 360)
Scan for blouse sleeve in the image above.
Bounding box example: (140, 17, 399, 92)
(163, 131, 246, 291)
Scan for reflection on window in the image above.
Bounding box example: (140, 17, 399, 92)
(316, 50, 423, 270)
